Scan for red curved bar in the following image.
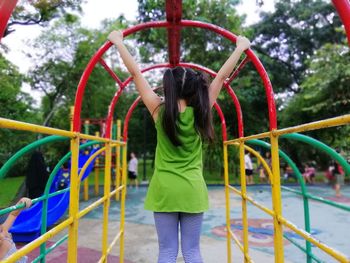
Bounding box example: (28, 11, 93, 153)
(122, 87, 227, 142)
(99, 58, 124, 87)
(73, 20, 276, 134)
(213, 102, 227, 141)
(72, 21, 170, 132)
(179, 62, 244, 138)
(105, 62, 243, 140)
(104, 63, 169, 138)
(0, 0, 19, 41)
(179, 20, 277, 130)
(332, 0, 350, 46)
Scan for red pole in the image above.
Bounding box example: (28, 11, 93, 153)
(332, 0, 350, 46)
(166, 0, 182, 66)
(0, 0, 19, 41)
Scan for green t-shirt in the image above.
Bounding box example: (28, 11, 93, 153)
(144, 106, 209, 213)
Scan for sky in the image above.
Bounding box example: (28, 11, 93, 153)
(1, 0, 274, 100)
(2, 0, 275, 73)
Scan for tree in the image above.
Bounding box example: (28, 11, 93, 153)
(0, 53, 39, 175)
(252, 0, 344, 93)
(3, 0, 83, 37)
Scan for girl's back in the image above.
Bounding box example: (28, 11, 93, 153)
(144, 106, 209, 213)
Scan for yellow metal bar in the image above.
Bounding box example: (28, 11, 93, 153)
(228, 185, 275, 217)
(270, 131, 284, 263)
(106, 230, 123, 255)
(2, 217, 73, 263)
(102, 141, 112, 262)
(0, 117, 75, 137)
(228, 229, 254, 263)
(223, 143, 232, 263)
(239, 142, 249, 263)
(68, 106, 79, 263)
(83, 177, 89, 201)
(95, 131, 100, 196)
(115, 120, 122, 201)
(273, 114, 350, 136)
(83, 120, 90, 201)
(279, 217, 350, 262)
(78, 196, 107, 219)
(225, 131, 270, 145)
(79, 132, 124, 144)
(119, 144, 127, 263)
(243, 144, 273, 182)
(78, 147, 106, 182)
(77, 186, 122, 220)
(228, 228, 244, 252)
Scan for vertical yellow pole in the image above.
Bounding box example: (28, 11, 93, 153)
(83, 120, 90, 201)
(270, 132, 284, 262)
(223, 143, 232, 263)
(239, 142, 249, 262)
(68, 106, 79, 263)
(115, 120, 121, 201)
(95, 131, 100, 196)
(102, 140, 112, 262)
(119, 144, 127, 263)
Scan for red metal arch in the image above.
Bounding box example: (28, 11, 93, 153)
(104, 62, 242, 140)
(72, 20, 276, 135)
(123, 90, 227, 142)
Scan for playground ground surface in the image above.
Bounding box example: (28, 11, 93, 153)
(17, 185, 350, 263)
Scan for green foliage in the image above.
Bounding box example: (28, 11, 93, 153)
(252, 0, 344, 92)
(5, 0, 83, 37)
(280, 43, 350, 164)
(0, 177, 25, 207)
(0, 54, 39, 174)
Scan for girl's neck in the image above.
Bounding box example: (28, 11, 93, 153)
(178, 99, 187, 113)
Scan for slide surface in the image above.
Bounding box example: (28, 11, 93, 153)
(10, 149, 98, 242)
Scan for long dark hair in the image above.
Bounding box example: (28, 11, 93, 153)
(162, 66, 214, 146)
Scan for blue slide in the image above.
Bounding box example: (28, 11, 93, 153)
(10, 149, 98, 242)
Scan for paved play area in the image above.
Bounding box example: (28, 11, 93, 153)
(22, 185, 350, 262)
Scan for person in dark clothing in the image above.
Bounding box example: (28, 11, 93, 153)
(26, 151, 49, 199)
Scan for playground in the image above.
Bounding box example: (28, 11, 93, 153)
(1, 0, 350, 262)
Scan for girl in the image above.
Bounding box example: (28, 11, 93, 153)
(108, 30, 250, 263)
(0, 197, 32, 262)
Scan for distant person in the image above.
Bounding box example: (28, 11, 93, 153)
(332, 160, 345, 197)
(302, 163, 316, 184)
(0, 198, 32, 262)
(245, 152, 254, 185)
(128, 152, 138, 188)
(283, 165, 297, 182)
(26, 151, 49, 199)
(258, 152, 270, 183)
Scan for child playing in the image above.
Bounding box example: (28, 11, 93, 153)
(0, 197, 32, 262)
(108, 30, 250, 263)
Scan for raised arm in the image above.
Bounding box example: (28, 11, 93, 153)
(1, 198, 32, 232)
(108, 30, 161, 118)
(209, 36, 251, 107)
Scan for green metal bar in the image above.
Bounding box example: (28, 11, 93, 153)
(247, 139, 313, 263)
(39, 140, 102, 263)
(282, 186, 350, 212)
(32, 234, 68, 263)
(0, 188, 69, 216)
(281, 133, 350, 176)
(283, 234, 323, 263)
(0, 135, 68, 179)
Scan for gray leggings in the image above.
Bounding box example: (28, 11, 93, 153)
(154, 212, 204, 263)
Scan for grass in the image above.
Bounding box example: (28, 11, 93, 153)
(0, 176, 25, 208)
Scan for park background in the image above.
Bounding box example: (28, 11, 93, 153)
(0, 0, 349, 208)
